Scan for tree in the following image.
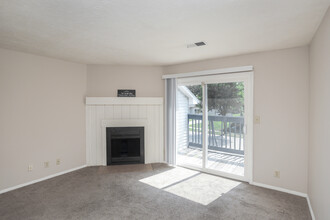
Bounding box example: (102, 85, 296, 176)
(187, 82, 244, 116)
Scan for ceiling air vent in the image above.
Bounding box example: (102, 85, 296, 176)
(187, 41, 206, 48)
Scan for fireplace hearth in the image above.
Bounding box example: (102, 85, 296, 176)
(106, 127, 144, 165)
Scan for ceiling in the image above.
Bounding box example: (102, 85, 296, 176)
(0, 0, 329, 65)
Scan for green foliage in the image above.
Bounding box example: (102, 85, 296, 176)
(187, 82, 244, 116)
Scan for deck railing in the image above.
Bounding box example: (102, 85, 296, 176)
(188, 114, 244, 155)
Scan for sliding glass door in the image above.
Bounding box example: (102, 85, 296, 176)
(205, 81, 245, 176)
(175, 72, 253, 181)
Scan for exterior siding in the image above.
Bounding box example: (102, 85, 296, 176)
(176, 89, 189, 150)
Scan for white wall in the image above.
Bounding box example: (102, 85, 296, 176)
(87, 65, 164, 97)
(309, 7, 330, 220)
(164, 46, 309, 193)
(0, 48, 87, 191)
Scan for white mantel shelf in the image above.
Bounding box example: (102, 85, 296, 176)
(86, 97, 163, 105)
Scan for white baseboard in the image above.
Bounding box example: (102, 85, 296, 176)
(250, 181, 307, 197)
(306, 195, 315, 220)
(0, 165, 86, 194)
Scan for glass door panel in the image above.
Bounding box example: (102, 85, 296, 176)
(175, 72, 251, 182)
(176, 84, 203, 168)
(206, 82, 245, 176)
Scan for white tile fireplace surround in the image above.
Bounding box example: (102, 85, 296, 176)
(86, 97, 164, 166)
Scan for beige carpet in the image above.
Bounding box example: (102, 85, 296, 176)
(0, 163, 311, 220)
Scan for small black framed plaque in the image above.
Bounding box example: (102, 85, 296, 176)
(117, 89, 136, 97)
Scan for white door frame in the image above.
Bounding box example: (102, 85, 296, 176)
(176, 71, 254, 183)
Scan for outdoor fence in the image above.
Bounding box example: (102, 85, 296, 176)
(188, 114, 244, 155)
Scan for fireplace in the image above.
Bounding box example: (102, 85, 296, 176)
(106, 127, 144, 165)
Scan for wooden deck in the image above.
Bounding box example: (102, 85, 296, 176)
(177, 147, 244, 176)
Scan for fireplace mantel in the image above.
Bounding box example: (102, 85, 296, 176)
(86, 97, 163, 105)
(86, 97, 164, 166)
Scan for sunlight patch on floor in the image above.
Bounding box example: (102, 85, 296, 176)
(139, 167, 241, 205)
(139, 167, 199, 189)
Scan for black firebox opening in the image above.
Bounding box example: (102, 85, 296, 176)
(106, 127, 144, 165)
